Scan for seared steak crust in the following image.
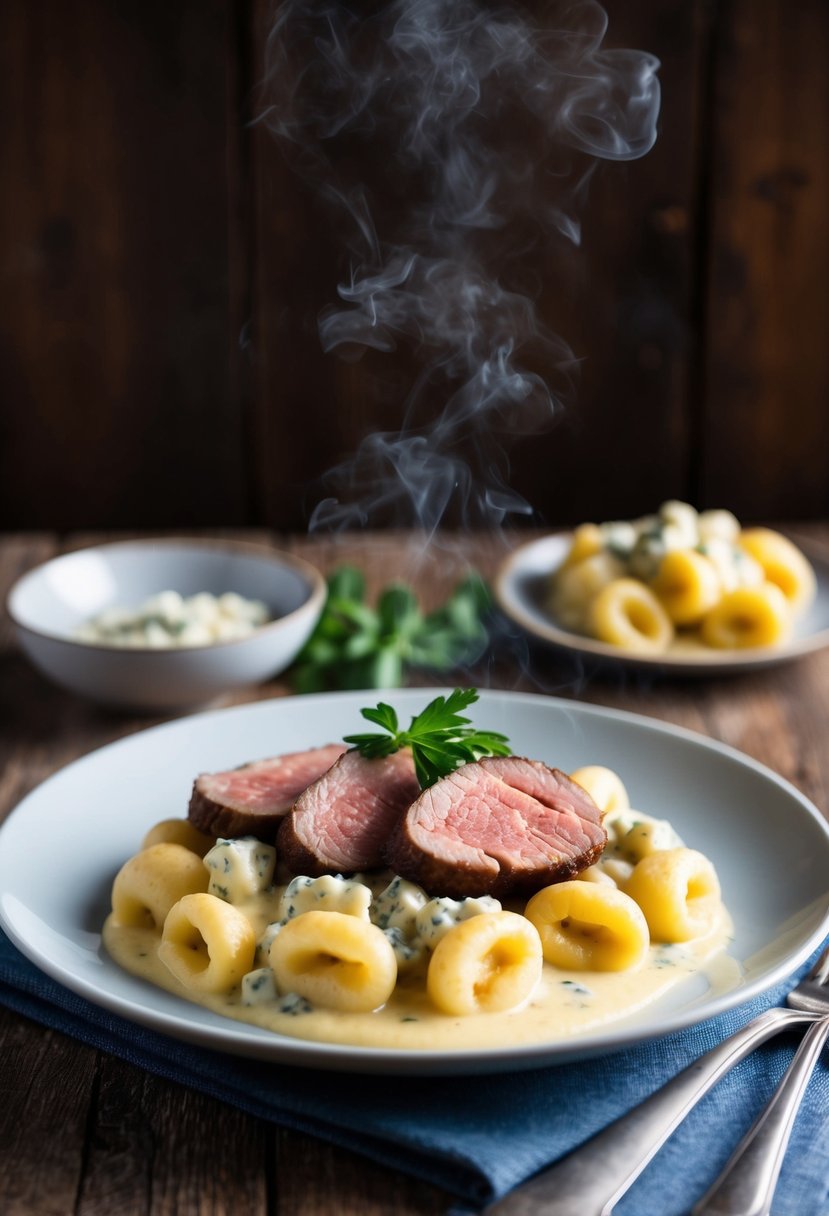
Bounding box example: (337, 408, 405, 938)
(188, 743, 348, 839)
(386, 756, 606, 899)
(278, 748, 421, 875)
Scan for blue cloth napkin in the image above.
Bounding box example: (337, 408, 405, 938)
(1, 927, 826, 1216)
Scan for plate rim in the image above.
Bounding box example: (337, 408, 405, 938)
(494, 532, 829, 672)
(2, 687, 829, 1075)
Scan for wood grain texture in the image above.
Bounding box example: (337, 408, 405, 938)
(700, 0, 829, 517)
(0, 1012, 97, 1216)
(1, 528, 828, 1216)
(2, 2, 828, 531)
(0, 0, 248, 531)
(273, 1129, 447, 1216)
(506, 0, 709, 527)
(77, 1062, 269, 1216)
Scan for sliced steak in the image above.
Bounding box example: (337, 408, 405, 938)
(386, 756, 606, 899)
(188, 743, 348, 839)
(278, 748, 421, 875)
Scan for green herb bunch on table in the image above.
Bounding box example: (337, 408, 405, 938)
(290, 567, 491, 692)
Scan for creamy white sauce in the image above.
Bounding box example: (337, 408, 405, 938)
(103, 887, 734, 1051)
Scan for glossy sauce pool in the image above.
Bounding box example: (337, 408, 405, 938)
(103, 904, 736, 1051)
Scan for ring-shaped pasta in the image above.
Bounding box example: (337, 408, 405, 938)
(269, 910, 397, 1013)
(111, 843, 208, 929)
(159, 892, 256, 993)
(590, 579, 674, 653)
(524, 881, 649, 972)
(550, 552, 626, 632)
(426, 911, 542, 1016)
(561, 523, 604, 568)
(141, 818, 215, 857)
(569, 765, 629, 816)
(651, 549, 721, 626)
(700, 584, 791, 650)
(737, 528, 816, 617)
(624, 847, 721, 942)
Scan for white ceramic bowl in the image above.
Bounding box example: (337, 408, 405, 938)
(6, 539, 326, 710)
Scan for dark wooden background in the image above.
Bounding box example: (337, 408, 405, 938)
(1, 0, 827, 534)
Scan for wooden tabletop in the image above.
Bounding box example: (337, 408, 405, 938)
(2, 527, 828, 1216)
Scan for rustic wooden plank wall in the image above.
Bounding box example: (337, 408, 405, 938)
(700, 0, 829, 520)
(0, 0, 250, 529)
(1, 0, 827, 533)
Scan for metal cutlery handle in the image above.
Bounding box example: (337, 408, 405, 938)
(481, 1008, 813, 1216)
(691, 1014, 829, 1216)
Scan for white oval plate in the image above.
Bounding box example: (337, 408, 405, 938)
(1, 689, 828, 1075)
(494, 534, 829, 675)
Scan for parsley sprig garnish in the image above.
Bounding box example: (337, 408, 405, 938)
(343, 688, 511, 789)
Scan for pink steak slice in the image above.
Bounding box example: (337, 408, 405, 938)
(188, 743, 348, 839)
(386, 755, 607, 898)
(278, 748, 421, 875)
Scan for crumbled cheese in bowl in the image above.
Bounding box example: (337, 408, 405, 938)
(75, 590, 270, 648)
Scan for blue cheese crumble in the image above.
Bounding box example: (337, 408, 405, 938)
(373, 877, 432, 970)
(382, 925, 428, 971)
(604, 809, 684, 862)
(204, 837, 276, 903)
(278, 874, 372, 923)
(74, 590, 270, 648)
(581, 808, 685, 888)
(372, 876, 429, 935)
(276, 992, 314, 1015)
(241, 967, 279, 1005)
(256, 921, 283, 966)
(413, 895, 503, 948)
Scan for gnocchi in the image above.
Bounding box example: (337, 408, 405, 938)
(426, 911, 542, 1015)
(141, 818, 215, 857)
(738, 528, 816, 615)
(111, 843, 209, 930)
(569, 766, 630, 816)
(700, 584, 791, 650)
(548, 501, 815, 654)
(104, 760, 730, 1050)
(549, 551, 626, 633)
(624, 848, 721, 942)
(590, 579, 674, 653)
(269, 910, 398, 1013)
(159, 892, 256, 993)
(525, 882, 649, 972)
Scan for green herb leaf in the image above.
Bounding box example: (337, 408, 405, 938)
(343, 688, 511, 788)
(331, 597, 380, 633)
(327, 567, 366, 602)
(290, 567, 493, 692)
(377, 586, 422, 640)
(360, 701, 399, 733)
(290, 664, 330, 695)
(342, 632, 381, 661)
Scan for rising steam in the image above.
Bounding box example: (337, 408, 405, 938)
(261, 0, 660, 535)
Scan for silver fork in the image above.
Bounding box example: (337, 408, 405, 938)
(478, 944, 829, 1216)
(690, 1015, 829, 1215)
(692, 946, 829, 1216)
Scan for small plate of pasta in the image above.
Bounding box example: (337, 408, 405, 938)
(495, 504, 829, 673)
(2, 689, 829, 1074)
